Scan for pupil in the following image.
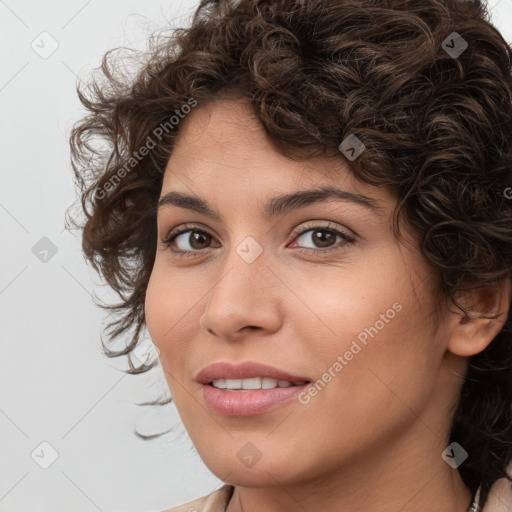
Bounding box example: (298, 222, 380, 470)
(313, 230, 334, 248)
(191, 232, 209, 249)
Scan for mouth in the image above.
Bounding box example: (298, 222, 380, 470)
(195, 360, 311, 386)
(195, 361, 313, 416)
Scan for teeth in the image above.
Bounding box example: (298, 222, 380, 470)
(262, 377, 278, 389)
(211, 378, 297, 390)
(243, 378, 263, 389)
(226, 379, 242, 389)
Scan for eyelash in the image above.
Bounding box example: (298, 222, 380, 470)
(160, 222, 356, 258)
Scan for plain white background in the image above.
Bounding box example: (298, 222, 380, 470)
(0, 1, 511, 511)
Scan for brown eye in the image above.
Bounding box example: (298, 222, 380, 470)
(161, 227, 216, 254)
(291, 224, 356, 254)
(301, 229, 337, 248)
(180, 231, 211, 250)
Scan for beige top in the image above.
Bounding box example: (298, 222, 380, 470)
(162, 479, 512, 512)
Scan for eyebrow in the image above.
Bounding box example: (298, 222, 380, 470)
(157, 186, 384, 221)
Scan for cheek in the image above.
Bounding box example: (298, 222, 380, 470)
(286, 256, 413, 354)
(144, 266, 192, 369)
(144, 270, 167, 347)
(144, 276, 190, 410)
(294, 255, 441, 408)
(328, 295, 440, 433)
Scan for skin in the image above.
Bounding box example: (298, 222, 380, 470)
(144, 98, 510, 512)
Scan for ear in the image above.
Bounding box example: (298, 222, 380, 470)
(447, 279, 511, 357)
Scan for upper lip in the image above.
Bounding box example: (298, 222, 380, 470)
(195, 361, 311, 385)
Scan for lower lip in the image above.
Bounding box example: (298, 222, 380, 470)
(202, 383, 310, 417)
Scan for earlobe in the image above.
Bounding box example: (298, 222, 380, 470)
(447, 279, 511, 357)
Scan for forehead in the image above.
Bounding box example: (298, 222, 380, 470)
(164, 99, 358, 188)
(160, 98, 396, 219)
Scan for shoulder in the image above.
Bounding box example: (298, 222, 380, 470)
(161, 484, 235, 512)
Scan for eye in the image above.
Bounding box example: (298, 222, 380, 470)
(160, 224, 217, 257)
(290, 222, 356, 254)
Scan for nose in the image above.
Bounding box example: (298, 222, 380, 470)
(198, 239, 282, 340)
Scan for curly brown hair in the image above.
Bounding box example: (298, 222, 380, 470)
(66, 0, 512, 508)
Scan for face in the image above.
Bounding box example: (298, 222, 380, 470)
(144, 98, 463, 488)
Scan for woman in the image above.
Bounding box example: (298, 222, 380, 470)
(68, 0, 512, 510)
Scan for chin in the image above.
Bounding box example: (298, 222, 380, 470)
(199, 447, 313, 488)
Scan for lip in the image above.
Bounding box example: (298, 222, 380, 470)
(202, 384, 310, 416)
(196, 361, 312, 417)
(195, 361, 311, 385)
